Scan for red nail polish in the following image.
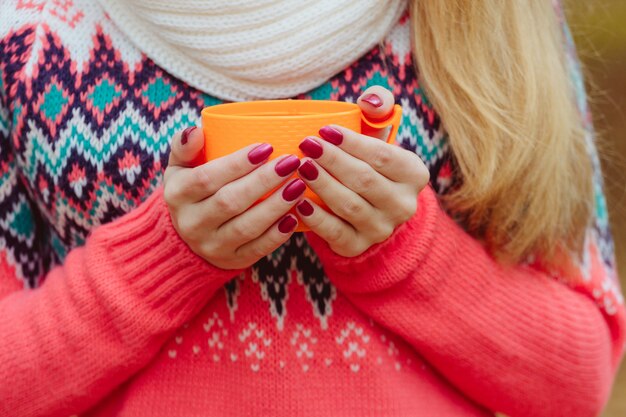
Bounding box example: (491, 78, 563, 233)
(278, 215, 297, 233)
(181, 126, 197, 145)
(275, 155, 301, 177)
(296, 200, 314, 216)
(282, 178, 306, 202)
(248, 143, 273, 164)
(319, 126, 343, 145)
(299, 137, 323, 159)
(361, 93, 383, 108)
(298, 160, 318, 181)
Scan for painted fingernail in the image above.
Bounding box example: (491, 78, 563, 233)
(361, 93, 383, 108)
(181, 126, 197, 145)
(278, 215, 298, 234)
(319, 126, 343, 145)
(299, 137, 323, 159)
(298, 160, 318, 181)
(275, 155, 301, 177)
(248, 143, 273, 164)
(296, 200, 314, 217)
(282, 178, 306, 202)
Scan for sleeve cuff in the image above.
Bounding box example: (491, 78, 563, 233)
(306, 185, 444, 294)
(86, 187, 242, 323)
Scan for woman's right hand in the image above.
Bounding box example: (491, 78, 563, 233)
(163, 126, 304, 270)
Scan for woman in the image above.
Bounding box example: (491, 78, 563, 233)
(0, 0, 623, 416)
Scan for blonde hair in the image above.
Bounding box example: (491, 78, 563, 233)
(410, 0, 593, 266)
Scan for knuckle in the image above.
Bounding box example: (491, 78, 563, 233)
(212, 188, 242, 216)
(202, 244, 233, 267)
(175, 215, 200, 240)
(371, 145, 394, 171)
(337, 198, 365, 220)
(326, 222, 346, 245)
(193, 165, 215, 193)
(249, 243, 271, 261)
(256, 167, 276, 191)
(398, 197, 418, 221)
(202, 240, 225, 263)
(231, 219, 258, 241)
(416, 162, 430, 189)
(324, 148, 338, 166)
(353, 168, 377, 194)
(349, 241, 369, 257)
(333, 239, 365, 258)
(372, 221, 394, 243)
(225, 156, 246, 176)
(211, 255, 238, 270)
(163, 182, 180, 206)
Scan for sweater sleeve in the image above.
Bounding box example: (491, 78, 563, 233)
(306, 14, 625, 417)
(0, 67, 240, 416)
(307, 186, 625, 417)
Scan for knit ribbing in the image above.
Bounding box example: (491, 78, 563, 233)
(0, 188, 240, 417)
(305, 186, 442, 294)
(309, 186, 625, 417)
(0, 1, 623, 416)
(87, 187, 241, 322)
(96, 0, 407, 100)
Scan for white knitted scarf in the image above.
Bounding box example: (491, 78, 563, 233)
(97, 0, 407, 101)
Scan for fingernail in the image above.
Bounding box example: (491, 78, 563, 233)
(248, 143, 273, 164)
(275, 155, 301, 177)
(299, 137, 323, 159)
(296, 200, 314, 217)
(361, 93, 383, 108)
(319, 126, 343, 145)
(278, 215, 297, 234)
(282, 178, 306, 202)
(298, 160, 318, 181)
(181, 126, 197, 145)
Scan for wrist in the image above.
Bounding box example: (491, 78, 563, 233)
(88, 186, 242, 322)
(306, 186, 441, 293)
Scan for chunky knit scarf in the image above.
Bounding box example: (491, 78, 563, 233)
(97, 0, 407, 101)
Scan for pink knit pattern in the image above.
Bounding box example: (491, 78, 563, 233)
(0, 1, 624, 417)
(0, 187, 623, 416)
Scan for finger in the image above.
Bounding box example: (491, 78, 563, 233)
(317, 125, 428, 186)
(296, 158, 378, 230)
(165, 126, 205, 183)
(217, 178, 306, 246)
(356, 86, 395, 140)
(234, 214, 298, 263)
(200, 154, 301, 225)
(166, 142, 274, 204)
(295, 199, 363, 256)
(298, 137, 397, 209)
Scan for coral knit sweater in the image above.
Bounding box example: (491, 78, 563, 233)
(0, 2, 624, 417)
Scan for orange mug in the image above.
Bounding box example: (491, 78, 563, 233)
(201, 100, 403, 231)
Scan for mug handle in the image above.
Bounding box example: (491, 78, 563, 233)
(360, 104, 403, 144)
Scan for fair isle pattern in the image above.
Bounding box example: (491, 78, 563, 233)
(0, 3, 452, 296)
(0, 0, 622, 365)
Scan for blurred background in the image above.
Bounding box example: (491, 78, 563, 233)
(567, 1, 625, 416)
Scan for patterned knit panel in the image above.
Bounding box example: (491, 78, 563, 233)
(0, 4, 451, 293)
(0, 0, 620, 317)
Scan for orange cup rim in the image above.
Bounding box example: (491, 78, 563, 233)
(201, 100, 361, 121)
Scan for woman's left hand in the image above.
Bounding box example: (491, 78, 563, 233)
(296, 86, 430, 257)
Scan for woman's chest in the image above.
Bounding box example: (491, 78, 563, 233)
(8, 17, 450, 261)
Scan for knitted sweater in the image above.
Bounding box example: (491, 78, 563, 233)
(0, 1, 624, 417)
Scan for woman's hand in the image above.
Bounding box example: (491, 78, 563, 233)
(296, 86, 430, 257)
(164, 126, 305, 269)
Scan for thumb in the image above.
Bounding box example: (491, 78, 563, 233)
(357, 86, 396, 140)
(168, 126, 205, 169)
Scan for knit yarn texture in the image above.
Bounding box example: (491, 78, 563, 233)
(96, 0, 407, 100)
(0, 1, 624, 417)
